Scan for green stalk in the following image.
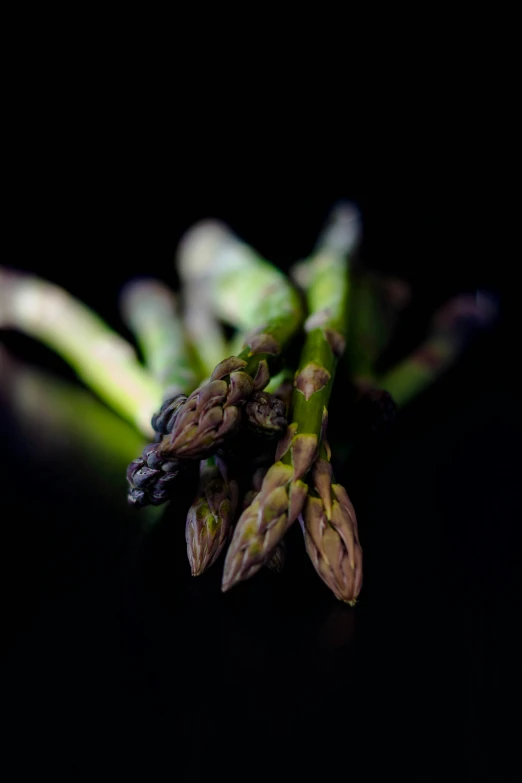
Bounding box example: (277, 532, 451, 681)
(177, 219, 302, 332)
(0, 345, 146, 470)
(183, 286, 229, 381)
(282, 203, 360, 463)
(0, 345, 163, 528)
(345, 271, 410, 384)
(119, 277, 200, 395)
(0, 266, 162, 436)
(221, 205, 360, 591)
(377, 292, 498, 407)
(176, 222, 235, 378)
(181, 282, 229, 382)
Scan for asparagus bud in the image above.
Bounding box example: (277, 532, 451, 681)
(0, 266, 162, 435)
(300, 459, 363, 604)
(119, 278, 199, 394)
(161, 358, 254, 459)
(126, 442, 186, 507)
(222, 461, 308, 588)
(151, 393, 188, 441)
(127, 392, 191, 507)
(163, 281, 303, 460)
(244, 391, 287, 438)
(186, 457, 239, 576)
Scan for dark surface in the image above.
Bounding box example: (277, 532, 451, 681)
(1, 157, 518, 781)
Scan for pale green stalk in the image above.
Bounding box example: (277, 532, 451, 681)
(345, 271, 411, 385)
(0, 345, 163, 528)
(0, 267, 161, 435)
(177, 219, 302, 332)
(176, 226, 230, 378)
(377, 292, 498, 406)
(119, 277, 200, 395)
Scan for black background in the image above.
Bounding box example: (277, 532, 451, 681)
(1, 94, 519, 781)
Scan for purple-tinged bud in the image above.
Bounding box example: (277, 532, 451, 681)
(245, 391, 287, 438)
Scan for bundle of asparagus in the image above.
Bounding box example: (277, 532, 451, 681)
(0, 203, 498, 603)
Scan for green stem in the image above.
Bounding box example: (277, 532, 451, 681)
(176, 221, 236, 377)
(0, 345, 163, 528)
(285, 203, 358, 454)
(177, 219, 302, 332)
(119, 277, 200, 394)
(376, 292, 497, 407)
(0, 266, 162, 435)
(344, 271, 411, 384)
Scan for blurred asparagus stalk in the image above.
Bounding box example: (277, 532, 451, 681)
(177, 220, 302, 333)
(0, 344, 163, 527)
(222, 203, 361, 592)
(119, 278, 200, 395)
(345, 270, 411, 385)
(0, 266, 161, 436)
(0, 345, 145, 471)
(377, 292, 498, 406)
(176, 223, 234, 378)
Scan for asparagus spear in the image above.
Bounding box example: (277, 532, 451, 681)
(342, 268, 411, 386)
(177, 220, 302, 332)
(176, 230, 229, 379)
(160, 266, 304, 459)
(221, 204, 361, 591)
(128, 386, 282, 513)
(377, 292, 498, 407)
(123, 242, 291, 529)
(300, 442, 363, 604)
(119, 278, 200, 395)
(239, 458, 287, 574)
(0, 345, 145, 483)
(121, 282, 207, 508)
(186, 455, 239, 576)
(0, 267, 162, 436)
